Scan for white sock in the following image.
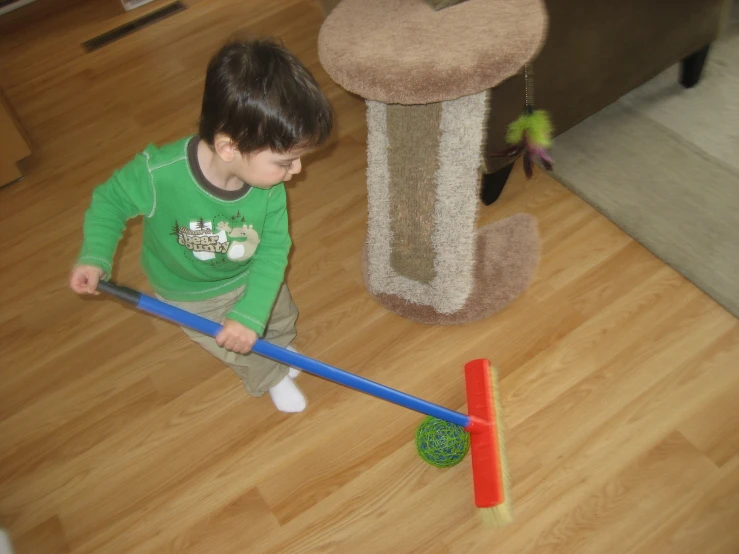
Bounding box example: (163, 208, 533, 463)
(0, 530, 15, 554)
(269, 374, 306, 413)
(286, 345, 301, 379)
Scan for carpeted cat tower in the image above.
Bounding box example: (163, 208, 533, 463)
(318, 0, 548, 325)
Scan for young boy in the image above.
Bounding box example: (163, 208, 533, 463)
(69, 37, 333, 413)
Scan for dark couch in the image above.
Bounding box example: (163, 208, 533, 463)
(480, 0, 730, 204)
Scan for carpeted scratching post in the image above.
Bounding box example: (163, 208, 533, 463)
(318, 0, 548, 325)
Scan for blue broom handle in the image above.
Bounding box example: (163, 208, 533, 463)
(100, 282, 471, 428)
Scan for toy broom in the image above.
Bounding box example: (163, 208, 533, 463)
(96, 280, 513, 525)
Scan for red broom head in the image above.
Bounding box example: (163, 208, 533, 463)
(464, 359, 513, 526)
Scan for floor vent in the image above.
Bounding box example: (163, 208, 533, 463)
(83, 1, 186, 52)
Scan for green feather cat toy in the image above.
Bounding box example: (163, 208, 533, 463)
(492, 65, 554, 178)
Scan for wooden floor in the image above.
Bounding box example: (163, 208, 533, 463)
(1, 1, 738, 553)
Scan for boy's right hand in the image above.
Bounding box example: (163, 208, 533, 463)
(70, 265, 105, 295)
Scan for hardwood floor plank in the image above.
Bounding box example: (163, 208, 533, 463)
(13, 515, 71, 554)
(641, 456, 739, 554)
(162, 487, 281, 554)
(500, 432, 717, 554)
(678, 386, 739, 468)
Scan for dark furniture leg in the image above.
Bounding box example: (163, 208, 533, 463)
(481, 162, 514, 205)
(680, 44, 710, 88)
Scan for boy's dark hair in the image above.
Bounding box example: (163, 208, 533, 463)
(199, 37, 333, 154)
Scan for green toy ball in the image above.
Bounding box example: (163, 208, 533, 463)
(415, 416, 470, 468)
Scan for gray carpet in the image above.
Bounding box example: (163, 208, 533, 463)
(551, 3, 739, 318)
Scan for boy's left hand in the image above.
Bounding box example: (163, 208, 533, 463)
(216, 319, 258, 354)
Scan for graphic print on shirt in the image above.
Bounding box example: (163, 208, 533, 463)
(170, 211, 261, 266)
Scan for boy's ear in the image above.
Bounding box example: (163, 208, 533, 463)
(214, 134, 238, 163)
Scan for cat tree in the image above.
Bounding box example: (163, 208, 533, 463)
(318, 0, 548, 324)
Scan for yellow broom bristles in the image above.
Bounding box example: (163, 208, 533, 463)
(480, 365, 514, 527)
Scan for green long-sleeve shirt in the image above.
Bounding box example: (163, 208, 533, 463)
(77, 136, 291, 336)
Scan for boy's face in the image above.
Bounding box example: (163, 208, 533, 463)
(236, 147, 307, 189)
(212, 134, 310, 189)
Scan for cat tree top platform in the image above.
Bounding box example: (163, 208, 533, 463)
(317, 0, 548, 105)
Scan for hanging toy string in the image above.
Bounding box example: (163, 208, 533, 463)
(491, 63, 553, 178)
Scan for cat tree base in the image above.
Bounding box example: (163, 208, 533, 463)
(363, 214, 538, 325)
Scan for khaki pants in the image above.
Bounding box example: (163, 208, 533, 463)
(158, 283, 298, 396)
